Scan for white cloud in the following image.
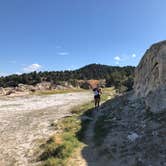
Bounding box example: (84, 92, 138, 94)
(114, 56, 121, 65)
(113, 53, 138, 66)
(0, 72, 8, 76)
(0, 73, 4, 76)
(57, 52, 69, 56)
(23, 63, 42, 72)
(114, 56, 121, 61)
(67, 65, 76, 71)
(15, 72, 22, 75)
(132, 54, 136, 58)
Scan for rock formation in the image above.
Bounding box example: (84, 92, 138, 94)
(134, 40, 166, 113)
(0, 87, 6, 95)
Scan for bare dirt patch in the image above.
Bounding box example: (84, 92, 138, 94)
(0, 92, 92, 166)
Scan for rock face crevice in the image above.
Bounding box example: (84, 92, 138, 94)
(134, 40, 166, 113)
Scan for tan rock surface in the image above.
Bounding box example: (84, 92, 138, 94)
(134, 41, 166, 113)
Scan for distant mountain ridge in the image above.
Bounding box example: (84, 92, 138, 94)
(0, 64, 135, 88)
(75, 64, 135, 79)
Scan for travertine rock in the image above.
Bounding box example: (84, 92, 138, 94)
(0, 87, 6, 95)
(36, 82, 52, 90)
(134, 41, 166, 113)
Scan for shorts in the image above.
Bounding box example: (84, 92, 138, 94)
(94, 94, 100, 99)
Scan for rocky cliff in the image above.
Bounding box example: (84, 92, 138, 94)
(134, 41, 166, 113)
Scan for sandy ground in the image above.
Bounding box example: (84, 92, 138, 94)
(0, 92, 92, 166)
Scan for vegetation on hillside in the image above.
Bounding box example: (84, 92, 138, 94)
(0, 64, 135, 91)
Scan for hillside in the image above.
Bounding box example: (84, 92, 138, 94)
(75, 64, 134, 80)
(0, 64, 135, 91)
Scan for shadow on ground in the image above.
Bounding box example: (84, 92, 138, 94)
(76, 92, 166, 166)
(76, 94, 129, 166)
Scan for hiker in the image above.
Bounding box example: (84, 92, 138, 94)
(93, 87, 102, 108)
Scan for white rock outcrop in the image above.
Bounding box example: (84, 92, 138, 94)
(134, 41, 166, 113)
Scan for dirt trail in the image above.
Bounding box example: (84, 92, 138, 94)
(70, 107, 107, 166)
(0, 92, 92, 166)
(81, 110, 103, 165)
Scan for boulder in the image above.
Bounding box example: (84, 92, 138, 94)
(36, 82, 52, 90)
(4, 87, 16, 95)
(56, 85, 68, 90)
(134, 41, 166, 113)
(0, 87, 6, 95)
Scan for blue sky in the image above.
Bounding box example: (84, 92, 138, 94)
(0, 0, 166, 75)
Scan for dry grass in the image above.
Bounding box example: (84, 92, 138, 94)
(38, 87, 116, 166)
(39, 100, 94, 166)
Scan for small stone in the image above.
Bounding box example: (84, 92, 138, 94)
(127, 132, 139, 142)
